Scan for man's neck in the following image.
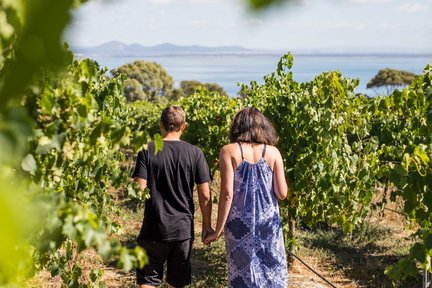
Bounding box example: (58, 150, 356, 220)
(162, 132, 182, 141)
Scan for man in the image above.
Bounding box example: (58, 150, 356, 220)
(132, 105, 212, 288)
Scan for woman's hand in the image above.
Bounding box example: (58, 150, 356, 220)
(204, 231, 219, 246)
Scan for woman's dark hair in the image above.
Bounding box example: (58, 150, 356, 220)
(229, 107, 278, 145)
(160, 105, 185, 132)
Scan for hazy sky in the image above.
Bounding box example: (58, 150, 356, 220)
(66, 0, 432, 52)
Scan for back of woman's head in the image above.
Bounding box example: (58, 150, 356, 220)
(229, 107, 278, 145)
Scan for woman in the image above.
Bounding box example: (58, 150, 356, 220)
(204, 107, 288, 287)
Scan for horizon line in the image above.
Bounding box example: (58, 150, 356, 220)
(70, 40, 432, 54)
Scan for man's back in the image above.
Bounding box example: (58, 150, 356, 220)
(133, 105, 212, 288)
(133, 140, 211, 241)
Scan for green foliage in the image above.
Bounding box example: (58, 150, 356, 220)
(0, 0, 22, 72)
(0, 0, 75, 111)
(127, 100, 164, 147)
(1, 0, 431, 284)
(176, 80, 228, 99)
(373, 65, 432, 281)
(21, 58, 148, 285)
(0, 0, 76, 284)
(367, 68, 419, 95)
(179, 88, 240, 173)
(124, 78, 147, 102)
(111, 60, 174, 102)
(0, 176, 36, 284)
(173, 55, 432, 282)
(0, 4, 152, 279)
(242, 53, 379, 234)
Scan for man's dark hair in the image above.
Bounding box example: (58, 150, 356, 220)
(160, 105, 186, 132)
(230, 107, 278, 145)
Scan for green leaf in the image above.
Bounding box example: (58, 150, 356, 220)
(90, 122, 103, 145)
(21, 154, 36, 174)
(411, 243, 426, 263)
(118, 247, 134, 272)
(83, 225, 96, 247)
(39, 92, 55, 114)
(399, 258, 418, 277)
(134, 246, 148, 269)
(385, 264, 401, 281)
(0, 0, 74, 111)
(414, 145, 430, 165)
(98, 241, 112, 262)
(89, 268, 102, 282)
(62, 215, 77, 240)
(153, 133, 163, 155)
(425, 234, 432, 250)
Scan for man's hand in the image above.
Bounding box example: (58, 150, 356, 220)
(134, 177, 147, 191)
(202, 227, 214, 244)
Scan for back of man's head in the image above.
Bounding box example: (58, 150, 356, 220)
(160, 105, 186, 132)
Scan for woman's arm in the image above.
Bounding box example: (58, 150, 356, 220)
(204, 146, 234, 244)
(273, 148, 288, 200)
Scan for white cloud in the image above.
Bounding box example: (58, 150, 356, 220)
(398, 3, 429, 13)
(191, 20, 209, 26)
(186, 0, 226, 3)
(270, 20, 367, 30)
(381, 22, 400, 30)
(190, 19, 229, 28)
(246, 18, 264, 26)
(151, 0, 173, 4)
(151, 0, 229, 4)
(347, 0, 394, 3)
(329, 21, 367, 30)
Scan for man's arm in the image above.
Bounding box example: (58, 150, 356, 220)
(197, 182, 212, 242)
(134, 177, 147, 191)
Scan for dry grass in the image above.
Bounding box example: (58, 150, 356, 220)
(293, 193, 420, 288)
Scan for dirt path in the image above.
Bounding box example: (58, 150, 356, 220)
(30, 192, 420, 287)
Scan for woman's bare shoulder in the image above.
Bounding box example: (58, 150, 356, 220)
(266, 144, 282, 155)
(220, 143, 238, 153)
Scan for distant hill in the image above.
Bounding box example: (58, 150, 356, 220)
(71, 41, 432, 57)
(72, 41, 253, 56)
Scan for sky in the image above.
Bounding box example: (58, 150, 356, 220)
(66, 0, 432, 52)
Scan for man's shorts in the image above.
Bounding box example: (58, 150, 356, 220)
(136, 238, 193, 287)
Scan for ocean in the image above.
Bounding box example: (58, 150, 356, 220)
(87, 53, 432, 97)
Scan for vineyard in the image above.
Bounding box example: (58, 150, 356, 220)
(1, 1, 432, 287)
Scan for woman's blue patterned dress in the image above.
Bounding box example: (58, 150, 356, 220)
(224, 143, 288, 288)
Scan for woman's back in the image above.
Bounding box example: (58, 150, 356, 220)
(226, 142, 276, 170)
(224, 142, 288, 288)
(204, 107, 288, 287)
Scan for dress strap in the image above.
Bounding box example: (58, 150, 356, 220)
(262, 144, 267, 158)
(237, 142, 245, 160)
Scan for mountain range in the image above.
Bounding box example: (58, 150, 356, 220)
(72, 41, 432, 57)
(72, 41, 254, 56)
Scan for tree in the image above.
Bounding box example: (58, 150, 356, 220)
(367, 68, 418, 95)
(111, 60, 174, 102)
(175, 80, 228, 99)
(124, 78, 147, 101)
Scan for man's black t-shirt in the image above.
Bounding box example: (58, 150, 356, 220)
(132, 140, 211, 241)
